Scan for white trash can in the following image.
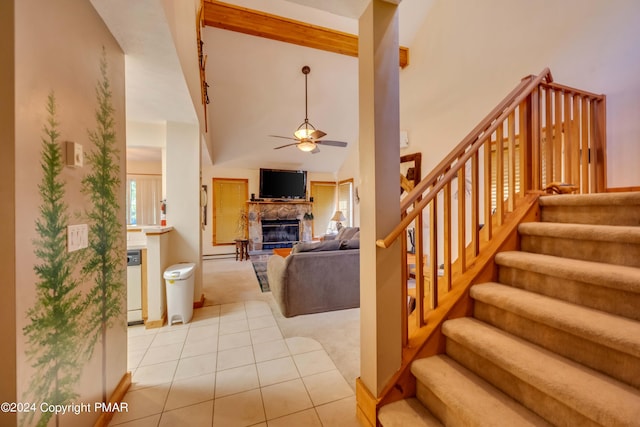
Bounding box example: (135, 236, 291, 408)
(164, 263, 196, 325)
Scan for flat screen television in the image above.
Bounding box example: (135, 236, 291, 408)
(259, 168, 307, 200)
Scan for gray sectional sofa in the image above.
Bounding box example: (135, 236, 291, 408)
(266, 227, 360, 317)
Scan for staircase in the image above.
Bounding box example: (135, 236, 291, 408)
(379, 191, 640, 426)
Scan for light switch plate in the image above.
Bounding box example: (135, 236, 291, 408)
(67, 224, 88, 252)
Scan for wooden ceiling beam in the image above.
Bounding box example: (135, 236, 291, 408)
(203, 0, 409, 68)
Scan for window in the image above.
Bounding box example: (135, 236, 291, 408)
(126, 174, 162, 225)
(338, 179, 354, 227)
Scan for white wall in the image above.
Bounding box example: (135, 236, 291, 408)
(127, 120, 167, 148)
(165, 122, 203, 300)
(400, 0, 640, 188)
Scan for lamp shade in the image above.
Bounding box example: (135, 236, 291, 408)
(330, 210, 346, 222)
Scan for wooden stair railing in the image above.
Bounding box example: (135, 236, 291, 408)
(368, 68, 607, 419)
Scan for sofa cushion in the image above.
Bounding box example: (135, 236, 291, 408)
(292, 239, 341, 253)
(340, 239, 360, 250)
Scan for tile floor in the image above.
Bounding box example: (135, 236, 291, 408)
(111, 300, 360, 426)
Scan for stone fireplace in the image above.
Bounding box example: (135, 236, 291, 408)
(261, 219, 300, 249)
(247, 201, 312, 251)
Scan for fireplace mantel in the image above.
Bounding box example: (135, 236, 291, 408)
(247, 201, 313, 251)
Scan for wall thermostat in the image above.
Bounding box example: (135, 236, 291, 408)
(65, 141, 83, 167)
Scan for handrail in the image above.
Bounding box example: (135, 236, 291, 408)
(367, 68, 607, 420)
(378, 67, 553, 248)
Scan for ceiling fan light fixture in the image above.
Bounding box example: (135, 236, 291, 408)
(297, 140, 317, 152)
(294, 121, 316, 139)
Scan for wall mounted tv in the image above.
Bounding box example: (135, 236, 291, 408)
(259, 168, 307, 200)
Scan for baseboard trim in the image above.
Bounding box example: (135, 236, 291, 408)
(607, 186, 640, 192)
(194, 293, 205, 309)
(93, 371, 131, 427)
(145, 312, 166, 329)
(356, 378, 378, 427)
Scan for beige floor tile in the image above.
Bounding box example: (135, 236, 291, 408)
(220, 301, 246, 315)
(150, 329, 188, 347)
(219, 318, 250, 335)
(174, 352, 217, 381)
(256, 357, 300, 387)
(131, 360, 178, 390)
(266, 408, 322, 427)
(128, 334, 155, 351)
(245, 303, 273, 320)
(302, 370, 354, 406)
(182, 336, 217, 358)
(128, 348, 147, 371)
(110, 384, 170, 425)
(284, 337, 323, 355)
(293, 350, 336, 377)
(191, 312, 221, 327)
(216, 345, 255, 371)
(215, 364, 260, 398)
(315, 396, 361, 427)
(261, 378, 313, 420)
(185, 331, 217, 347)
(158, 400, 213, 427)
(212, 388, 265, 427)
(250, 326, 283, 344)
(187, 323, 218, 340)
(138, 342, 183, 367)
(253, 339, 290, 363)
(164, 372, 215, 411)
(160, 322, 191, 332)
(248, 314, 278, 330)
(127, 324, 158, 338)
(218, 331, 252, 351)
(110, 414, 162, 426)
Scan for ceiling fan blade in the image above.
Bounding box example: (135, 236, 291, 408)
(274, 143, 299, 149)
(269, 135, 299, 141)
(310, 130, 326, 139)
(316, 140, 348, 148)
(311, 146, 321, 154)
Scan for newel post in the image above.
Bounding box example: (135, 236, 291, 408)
(356, 0, 402, 425)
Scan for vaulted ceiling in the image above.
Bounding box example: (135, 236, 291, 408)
(91, 0, 434, 172)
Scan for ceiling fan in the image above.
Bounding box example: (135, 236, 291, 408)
(270, 65, 348, 153)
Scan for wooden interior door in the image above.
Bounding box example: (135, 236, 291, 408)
(212, 178, 248, 245)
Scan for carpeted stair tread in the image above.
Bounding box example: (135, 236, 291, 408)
(538, 191, 640, 207)
(495, 251, 640, 294)
(470, 283, 640, 358)
(411, 355, 552, 426)
(378, 398, 443, 427)
(538, 192, 640, 225)
(442, 318, 640, 425)
(518, 222, 640, 244)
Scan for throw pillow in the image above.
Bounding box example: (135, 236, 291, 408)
(336, 227, 359, 241)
